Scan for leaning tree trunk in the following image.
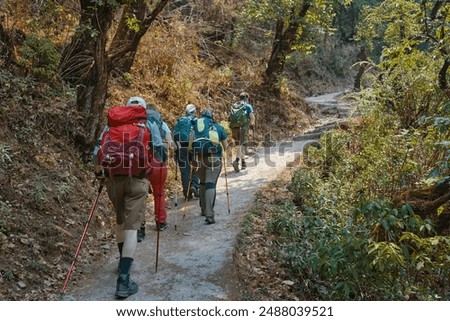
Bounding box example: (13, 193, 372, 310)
(354, 46, 368, 91)
(109, 0, 170, 73)
(264, 3, 310, 96)
(264, 19, 288, 96)
(426, 0, 449, 98)
(60, 1, 118, 152)
(60, 0, 170, 153)
(264, 19, 300, 97)
(0, 20, 13, 65)
(438, 57, 450, 99)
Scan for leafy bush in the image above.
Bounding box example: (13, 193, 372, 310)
(273, 94, 449, 299)
(418, 100, 450, 184)
(269, 183, 449, 299)
(19, 34, 61, 81)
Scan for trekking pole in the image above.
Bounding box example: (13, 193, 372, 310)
(155, 159, 165, 273)
(252, 113, 256, 138)
(222, 146, 231, 215)
(60, 182, 104, 295)
(181, 161, 194, 219)
(173, 155, 179, 231)
(155, 222, 160, 273)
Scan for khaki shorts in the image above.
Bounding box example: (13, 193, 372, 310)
(231, 126, 249, 145)
(106, 176, 149, 230)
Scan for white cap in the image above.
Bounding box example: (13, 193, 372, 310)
(126, 96, 146, 108)
(239, 92, 249, 100)
(185, 104, 196, 115)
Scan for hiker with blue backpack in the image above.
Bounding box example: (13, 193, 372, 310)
(173, 104, 200, 200)
(191, 109, 228, 224)
(228, 92, 255, 172)
(92, 96, 152, 298)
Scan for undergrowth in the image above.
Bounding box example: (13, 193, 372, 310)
(258, 90, 450, 300)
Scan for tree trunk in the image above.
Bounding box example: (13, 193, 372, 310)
(0, 19, 25, 67)
(59, 0, 169, 153)
(438, 57, 450, 98)
(109, 0, 170, 73)
(430, 0, 445, 19)
(264, 2, 311, 95)
(0, 20, 12, 64)
(60, 1, 117, 152)
(264, 19, 286, 95)
(423, 0, 449, 97)
(396, 180, 450, 234)
(354, 46, 368, 91)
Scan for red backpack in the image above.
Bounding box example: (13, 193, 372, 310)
(97, 106, 152, 178)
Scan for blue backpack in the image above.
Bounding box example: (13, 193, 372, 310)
(173, 116, 193, 143)
(191, 117, 221, 155)
(146, 109, 167, 162)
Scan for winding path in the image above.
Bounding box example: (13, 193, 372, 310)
(67, 92, 347, 301)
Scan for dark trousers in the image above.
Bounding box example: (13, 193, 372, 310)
(175, 146, 199, 198)
(197, 155, 222, 219)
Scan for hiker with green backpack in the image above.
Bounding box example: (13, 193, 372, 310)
(191, 109, 228, 224)
(173, 104, 200, 200)
(228, 92, 255, 172)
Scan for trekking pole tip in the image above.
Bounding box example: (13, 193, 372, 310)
(59, 293, 76, 301)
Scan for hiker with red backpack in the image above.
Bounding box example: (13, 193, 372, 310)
(191, 109, 228, 224)
(228, 92, 255, 172)
(93, 96, 152, 299)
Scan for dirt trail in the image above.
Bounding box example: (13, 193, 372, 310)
(66, 92, 346, 301)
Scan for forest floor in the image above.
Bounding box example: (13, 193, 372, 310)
(61, 91, 350, 301)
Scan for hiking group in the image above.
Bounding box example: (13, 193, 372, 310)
(90, 92, 255, 299)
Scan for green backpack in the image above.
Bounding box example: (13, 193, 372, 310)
(191, 118, 221, 155)
(228, 101, 248, 128)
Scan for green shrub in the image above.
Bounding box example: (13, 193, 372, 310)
(268, 196, 449, 300)
(19, 34, 61, 81)
(287, 168, 319, 208)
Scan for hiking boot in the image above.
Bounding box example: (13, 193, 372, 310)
(156, 222, 169, 231)
(232, 160, 240, 172)
(137, 223, 145, 242)
(190, 186, 200, 198)
(241, 160, 247, 170)
(115, 274, 138, 299)
(205, 217, 215, 225)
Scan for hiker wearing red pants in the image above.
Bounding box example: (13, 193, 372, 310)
(149, 154, 168, 231)
(144, 105, 174, 234)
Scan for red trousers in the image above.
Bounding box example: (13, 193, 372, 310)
(149, 158, 167, 224)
